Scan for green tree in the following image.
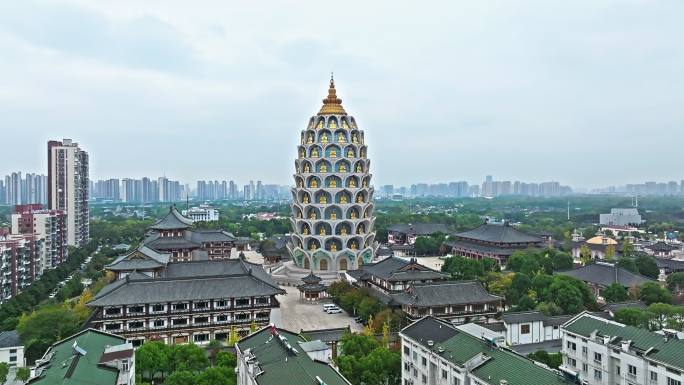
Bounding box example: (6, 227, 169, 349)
(551, 251, 574, 271)
(604, 245, 616, 261)
(548, 279, 583, 314)
(336, 333, 400, 385)
(216, 351, 238, 369)
(613, 308, 649, 327)
(579, 245, 592, 265)
(603, 283, 629, 303)
(617, 258, 639, 274)
(17, 305, 80, 363)
(666, 272, 684, 293)
(16, 367, 30, 382)
(196, 366, 236, 385)
(165, 370, 196, 385)
(506, 273, 532, 305)
(639, 282, 672, 305)
(647, 303, 673, 330)
(170, 343, 209, 374)
(635, 255, 659, 279)
(622, 241, 635, 257)
(527, 350, 562, 369)
(136, 341, 171, 381)
(0, 363, 8, 383)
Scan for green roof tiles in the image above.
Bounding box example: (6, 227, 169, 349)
(30, 329, 126, 385)
(472, 348, 573, 385)
(563, 313, 684, 370)
(237, 327, 350, 385)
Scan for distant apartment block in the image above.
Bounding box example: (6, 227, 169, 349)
(182, 206, 219, 222)
(11, 204, 68, 271)
(599, 208, 644, 227)
(0, 229, 43, 303)
(48, 139, 89, 247)
(1, 172, 47, 206)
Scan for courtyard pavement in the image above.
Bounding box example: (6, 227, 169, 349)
(270, 286, 363, 333)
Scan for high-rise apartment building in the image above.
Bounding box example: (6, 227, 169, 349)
(0, 229, 44, 303)
(48, 139, 89, 247)
(11, 204, 68, 271)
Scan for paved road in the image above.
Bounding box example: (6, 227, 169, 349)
(271, 286, 363, 333)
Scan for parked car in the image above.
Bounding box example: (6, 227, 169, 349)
(326, 306, 342, 314)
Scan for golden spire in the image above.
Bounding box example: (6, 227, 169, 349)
(318, 73, 347, 115)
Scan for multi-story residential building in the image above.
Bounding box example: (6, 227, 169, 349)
(182, 206, 219, 222)
(88, 257, 284, 346)
(144, 206, 235, 261)
(48, 139, 89, 247)
(599, 208, 644, 227)
(11, 204, 67, 270)
(0, 230, 43, 303)
(91, 179, 120, 201)
(400, 316, 576, 385)
(236, 325, 351, 385)
(560, 312, 684, 385)
(0, 330, 24, 367)
(30, 329, 135, 385)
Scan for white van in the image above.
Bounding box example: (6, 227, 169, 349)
(326, 306, 342, 314)
(322, 304, 338, 312)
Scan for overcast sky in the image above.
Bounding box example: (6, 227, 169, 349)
(1, 0, 682, 189)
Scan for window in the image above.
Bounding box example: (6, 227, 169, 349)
(9, 349, 16, 354)
(172, 318, 188, 326)
(628, 365, 637, 377)
(567, 341, 576, 351)
(128, 305, 144, 313)
(568, 358, 576, 367)
(404, 362, 410, 371)
(667, 379, 682, 385)
(152, 304, 164, 312)
(128, 321, 144, 329)
(582, 364, 588, 372)
(194, 301, 209, 309)
(216, 300, 227, 308)
(194, 316, 209, 324)
(153, 320, 165, 328)
(582, 346, 588, 355)
(442, 369, 448, 379)
(105, 307, 121, 315)
(594, 352, 602, 363)
(617, 366, 621, 375)
(421, 374, 427, 384)
(413, 351, 417, 360)
(172, 303, 188, 311)
(421, 356, 427, 367)
(594, 369, 602, 380)
(122, 359, 129, 372)
(453, 378, 461, 385)
(193, 334, 209, 343)
(105, 323, 121, 331)
(9, 356, 16, 362)
(404, 346, 410, 356)
(236, 298, 250, 307)
(216, 315, 228, 323)
(521, 324, 531, 334)
(650, 372, 658, 382)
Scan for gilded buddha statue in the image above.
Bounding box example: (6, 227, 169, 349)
(351, 241, 357, 250)
(339, 164, 347, 173)
(341, 227, 347, 235)
(330, 212, 337, 220)
(347, 149, 354, 158)
(337, 133, 346, 143)
(319, 196, 327, 204)
(356, 195, 364, 203)
(342, 120, 349, 129)
(311, 179, 318, 188)
(352, 134, 359, 144)
(319, 227, 326, 236)
(303, 164, 310, 173)
(329, 148, 337, 158)
(350, 211, 357, 219)
(320, 164, 327, 173)
(355, 164, 362, 173)
(311, 148, 319, 157)
(307, 134, 314, 144)
(331, 243, 337, 251)
(321, 134, 329, 144)
(330, 180, 337, 188)
(349, 179, 356, 188)
(303, 195, 310, 204)
(329, 120, 337, 129)
(317, 120, 324, 129)
(340, 195, 348, 204)
(309, 211, 316, 219)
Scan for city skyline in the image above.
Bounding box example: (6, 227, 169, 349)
(1, 1, 683, 188)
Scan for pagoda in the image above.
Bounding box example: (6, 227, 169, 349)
(288, 76, 377, 272)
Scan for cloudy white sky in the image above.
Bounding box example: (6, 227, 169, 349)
(1, 0, 682, 188)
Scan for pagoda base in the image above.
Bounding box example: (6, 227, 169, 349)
(270, 261, 342, 287)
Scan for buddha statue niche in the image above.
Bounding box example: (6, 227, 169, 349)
(303, 164, 310, 173)
(363, 180, 368, 188)
(320, 164, 328, 173)
(329, 148, 337, 158)
(303, 195, 310, 204)
(297, 180, 302, 188)
(339, 164, 347, 173)
(342, 120, 349, 129)
(347, 149, 354, 158)
(352, 134, 359, 144)
(340, 195, 348, 204)
(309, 211, 316, 219)
(358, 225, 365, 233)
(360, 150, 366, 158)
(355, 164, 362, 173)
(319, 227, 326, 236)
(364, 211, 369, 218)
(341, 227, 347, 235)
(310, 243, 316, 251)
(350, 211, 357, 219)
(356, 195, 364, 203)
(337, 133, 346, 143)
(351, 241, 357, 250)
(303, 227, 309, 235)
(329, 120, 337, 129)
(330, 180, 337, 188)
(321, 134, 329, 144)
(330, 212, 337, 220)
(311, 179, 318, 188)
(311, 148, 319, 157)
(317, 120, 324, 129)
(331, 243, 337, 251)
(299, 149, 304, 158)
(319, 196, 327, 204)
(349, 179, 357, 188)
(307, 134, 314, 144)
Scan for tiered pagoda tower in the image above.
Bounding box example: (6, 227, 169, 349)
(288, 77, 376, 272)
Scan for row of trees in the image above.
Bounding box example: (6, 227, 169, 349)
(613, 303, 684, 330)
(0, 241, 99, 331)
(136, 341, 237, 385)
(0, 363, 29, 383)
(336, 333, 401, 385)
(327, 281, 406, 332)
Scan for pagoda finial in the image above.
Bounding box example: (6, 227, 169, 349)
(318, 74, 347, 116)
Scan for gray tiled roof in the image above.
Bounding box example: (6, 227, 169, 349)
(454, 223, 543, 244)
(502, 311, 572, 327)
(556, 262, 653, 288)
(391, 281, 502, 307)
(105, 244, 171, 271)
(149, 206, 193, 230)
(0, 330, 21, 348)
(646, 241, 678, 252)
(301, 326, 351, 343)
(655, 258, 684, 270)
(445, 239, 529, 256)
(604, 301, 647, 313)
(145, 233, 200, 250)
(190, 230, 236, 243)
(347, 256, 449, 282)
(388, 223, 450, 236)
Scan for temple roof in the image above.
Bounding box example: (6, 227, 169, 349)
(301, 272, 323, 284)
(347, 256, 449, 283)
(105, 244, 171, 271)
(454, 222, 543, 244)
(391, 281, 502, 307)
(149, 206, 193, 230)
(646, 241, 678, 252)
(556, 262, 653, 288)
(317, 76, 347, 116)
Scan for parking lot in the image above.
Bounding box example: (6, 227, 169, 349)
(270, 286, 364, 333)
